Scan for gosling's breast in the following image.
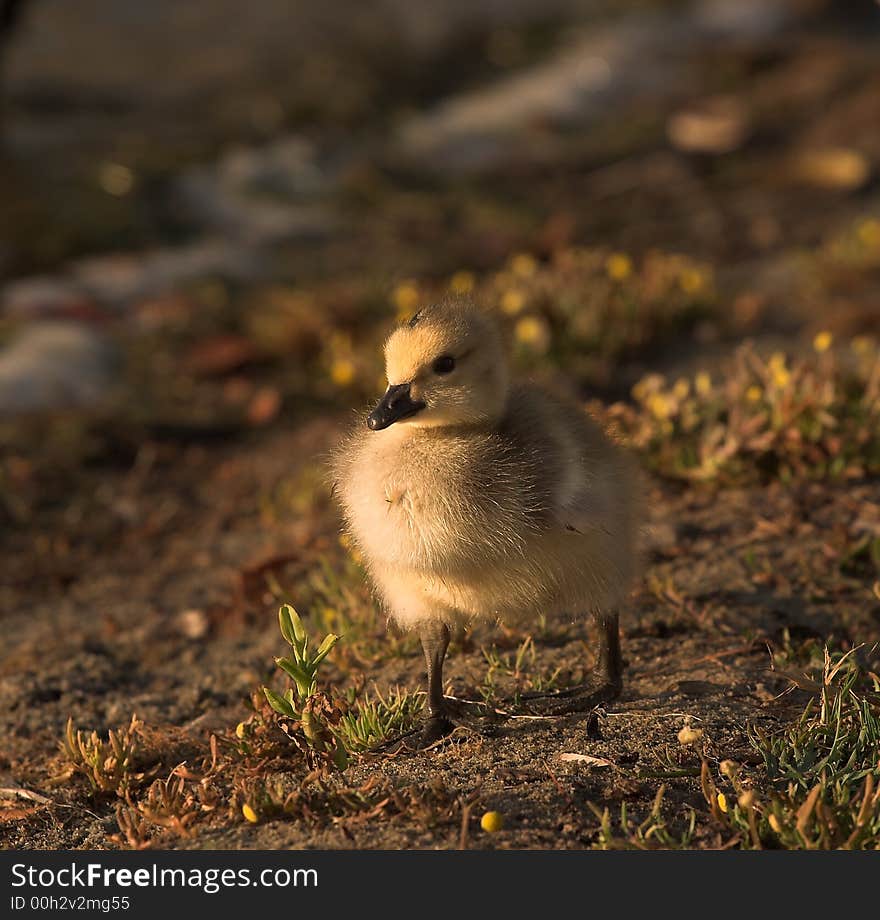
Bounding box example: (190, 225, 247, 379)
(341, 430, 448, 568)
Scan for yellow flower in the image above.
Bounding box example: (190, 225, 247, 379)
(235, 722, 247, 740)
(648, 393, 672, 421)
(746, 385, 762, 403)
(768, 814, 782, 834)
(501, 289, 526, 315)
(515, 315, 550, 351)
(852, 335, 873, 356)
(242, 803, 259, 823)
(673, 378, 690, 400)
(393, 281, 420, 320)
(480, 811, 504, 833)
(857, 218, 880, 248)
(695, 372, 712, 396)
(772, 367, 790, 387)
(510, 252, 537, 278)
(605, 252, 632, 282)
(769, 355, 790, 388)
(813, 330, 833, 353)
(717, 793, 728, 814)
(449, 270, 475, 294)
(330, 358, 356, 387)
(679, 267, 707, 296)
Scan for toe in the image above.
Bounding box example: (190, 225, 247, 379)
(522, 680, 620, 715)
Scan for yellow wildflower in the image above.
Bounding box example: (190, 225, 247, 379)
(235, 722, 247, 740)
(673, 378, 690, 400)
(501, 289, 526, 315)
(648, 393, 672, 420)
(772, 367, 790, 387)
(695, 372, 712, 396)
(449, 270, 475, 294)
(605, 252, 632, 282)
(393, 281, 420, 320)
(330, 358, 356, 387)
(515, 315, 550, 351)
(857, 218, 880, 248)
(746, 385, 762, 403)
(717, 793, 728, 814)
(851, 336, 873, 356)
(769, 352, 790, 388)
(768, 814, 782, 834)
(679, 267, 707, 296)
(813, 330, 833, 353)
(510, 252, 537, 278)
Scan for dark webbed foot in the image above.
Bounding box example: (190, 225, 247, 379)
(374, 698, 496, 753)
(521, 610, 623, 715)
(520, 672, 622, 715)
(381, 714, 455, 753)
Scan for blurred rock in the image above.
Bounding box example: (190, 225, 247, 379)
(177, 137, 336, 243)
(71, 240, 260, 307)
(1, 276, 94, 319)
(395, 0, 794, 174)
(0, 321, 117, 413)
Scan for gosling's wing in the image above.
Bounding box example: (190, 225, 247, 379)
(512, 385, 622, 538)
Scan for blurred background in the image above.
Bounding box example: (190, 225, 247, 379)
(1, 0, 879, 566)
(2, 0, 880, 853)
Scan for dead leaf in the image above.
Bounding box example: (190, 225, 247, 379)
(247, 386, 281, 426)
(678, 725, 704, 745)
(793, 148, 871, 191)
(184, 334, 259, 377)
(558, 753, 614, 767)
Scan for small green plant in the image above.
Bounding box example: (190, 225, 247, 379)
(589, 786, 698, 850)
(604, 336, 880, 484)
(265, 603, 340, 702)
(262, 604, 348, 771)
(703, 648, 880, 849)
(336, 686, 425, 751)
(61, 715, 146, 796)
(113, 772, 202, 848)
(479, 635, 563, 704)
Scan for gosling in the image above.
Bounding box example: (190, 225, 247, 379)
(332, 297, 640, 747)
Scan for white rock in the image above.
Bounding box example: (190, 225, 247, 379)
(0, 322, 117, 414)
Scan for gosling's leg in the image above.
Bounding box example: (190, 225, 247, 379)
(417, 621, 455, 746)
(523, 610, 623, 714)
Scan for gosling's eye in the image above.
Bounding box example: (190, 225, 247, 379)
(432, 355, 456, 375)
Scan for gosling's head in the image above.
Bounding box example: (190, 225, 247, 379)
(368, 298, 509, 431)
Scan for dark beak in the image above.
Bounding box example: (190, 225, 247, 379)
(367, 383, 425, 430)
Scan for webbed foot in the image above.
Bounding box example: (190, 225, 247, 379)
(520, 673, 622, 715)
